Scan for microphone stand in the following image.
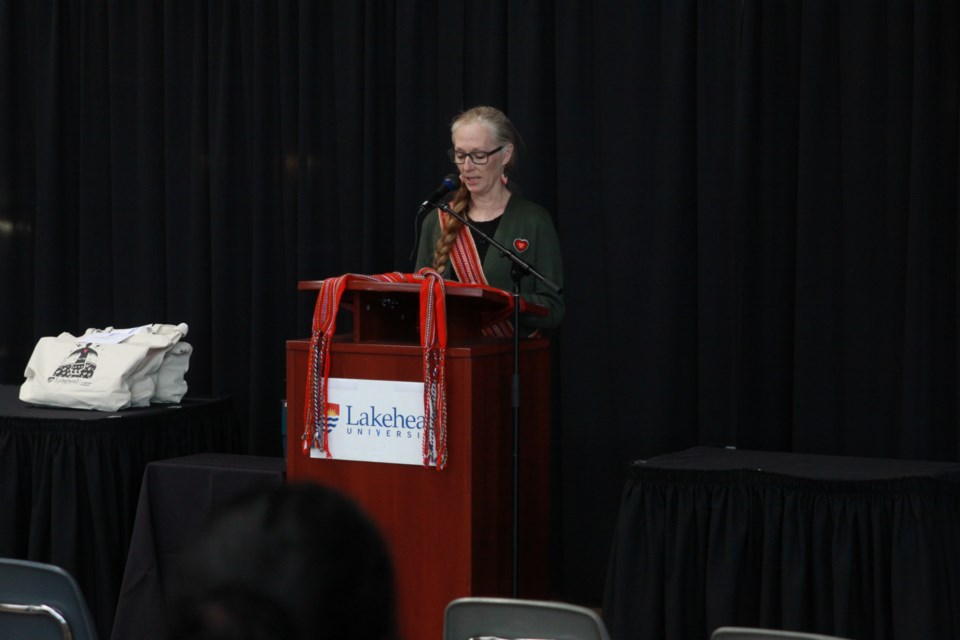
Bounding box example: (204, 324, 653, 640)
(431, 199, 562, 598)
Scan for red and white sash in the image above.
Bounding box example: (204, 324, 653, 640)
(301, 270, 517, 469)
(444, 211, 514, 337)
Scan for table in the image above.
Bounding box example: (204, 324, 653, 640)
(603, 447, 960, 640)
(0, 385, 242, 639)
(111, 453, 285, 640)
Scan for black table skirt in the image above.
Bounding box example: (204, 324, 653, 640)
(0, 385, 243, 639)
(111, 453, 285, 640)
(602, 447, 960, 640)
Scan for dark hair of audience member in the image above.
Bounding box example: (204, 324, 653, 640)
(167, 482, 397, 640)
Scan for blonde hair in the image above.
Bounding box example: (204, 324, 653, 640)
(432, 106, 520, 274)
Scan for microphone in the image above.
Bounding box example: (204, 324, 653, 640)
(410, 173, 461, 264)
(418, 174, 460, 213)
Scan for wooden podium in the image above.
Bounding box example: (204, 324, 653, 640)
(285, 280, 552, 640)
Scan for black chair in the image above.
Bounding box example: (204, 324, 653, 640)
(0, 558, 99, 640)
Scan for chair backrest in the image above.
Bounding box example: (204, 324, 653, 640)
(444, 597, 611, 640)
(0, 558, 99, 640)
(712, 626, 851, 640)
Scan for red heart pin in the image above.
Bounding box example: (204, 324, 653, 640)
(513, 238, 530, 253)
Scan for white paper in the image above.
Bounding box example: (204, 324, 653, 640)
(80, 325, 151, 344)
(310, 377, 430, 466)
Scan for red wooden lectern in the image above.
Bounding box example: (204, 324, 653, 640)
(285, 280, 552, 640)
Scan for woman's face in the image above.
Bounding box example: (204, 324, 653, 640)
(451, 122, 512, 199)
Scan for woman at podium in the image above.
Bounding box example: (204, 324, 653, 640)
(415, 105, 564, 333)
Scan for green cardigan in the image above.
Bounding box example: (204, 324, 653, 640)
(415, 194, 564, 330)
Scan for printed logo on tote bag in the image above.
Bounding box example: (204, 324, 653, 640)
(50, 344, 99, 382)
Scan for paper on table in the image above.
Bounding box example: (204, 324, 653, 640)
(80, 325, 151, 344)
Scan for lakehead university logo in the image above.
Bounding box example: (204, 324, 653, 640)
(320, 401, 423, 438)
(324, 403, 340, 433)
(49, 343, 99, 383)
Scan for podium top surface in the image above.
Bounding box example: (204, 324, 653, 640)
(297, 279, 547, 317)
(297, 278, 552, 343)
(298, 278, 503, 302)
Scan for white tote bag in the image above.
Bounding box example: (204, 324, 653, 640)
(20, 323, 193, 411)
(152, 340, 192, 403)
(20, 336, 153, 411)
(80, 323, 193, 406)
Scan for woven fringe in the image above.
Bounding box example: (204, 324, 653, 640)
(302, 274, 348, 457)
(419, 270, 448, 469)
(301, 271, 454, 469)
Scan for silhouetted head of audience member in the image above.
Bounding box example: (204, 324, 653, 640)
(168, 482, 396, 640)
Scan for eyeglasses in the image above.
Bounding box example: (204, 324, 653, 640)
(447, 146, 505, 165)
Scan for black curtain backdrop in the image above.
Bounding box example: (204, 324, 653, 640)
(0, 0, 957, 605)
